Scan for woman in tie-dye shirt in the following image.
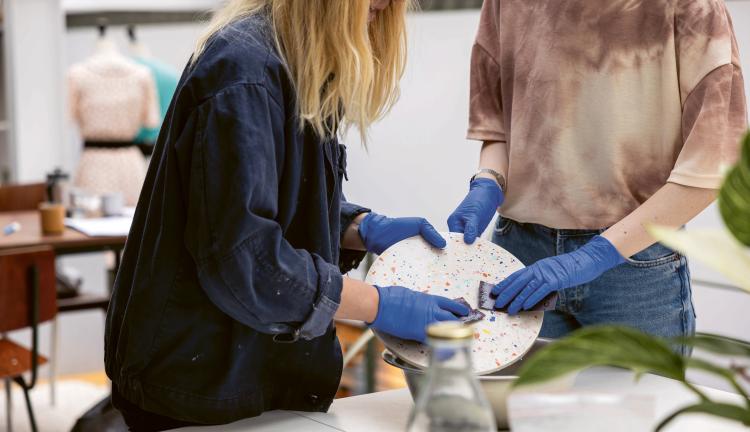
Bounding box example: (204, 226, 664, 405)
(449, 0, 747, 349)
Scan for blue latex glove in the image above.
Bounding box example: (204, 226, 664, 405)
(369, 285, 471, 343)
(358, 212, 446, 255)
(493, 236, 626, 315)
(448, 178, 504, 244)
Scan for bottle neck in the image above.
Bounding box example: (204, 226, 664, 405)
(427, 337, 473, 372)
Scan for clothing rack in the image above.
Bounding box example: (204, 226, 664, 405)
(63, 0, 218, 27)
(64, 0, 488, 29)
(67, 11, 211, 28)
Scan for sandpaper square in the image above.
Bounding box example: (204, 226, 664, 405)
(452, 297, 486, 324)
(477, 281, 558, 313)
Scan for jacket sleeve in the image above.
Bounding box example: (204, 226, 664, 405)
(184, 83, 341, 340)
(339, 200, 370, 273)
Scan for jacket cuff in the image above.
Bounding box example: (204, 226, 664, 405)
(340, 202, 371, 238)
(339, 202, 371, 273)
(298, 262, 343, 340)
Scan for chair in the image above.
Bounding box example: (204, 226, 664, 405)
(0, 183, 47, 212)
(0, 182, 112, 406)
(0, 246, 57, 432)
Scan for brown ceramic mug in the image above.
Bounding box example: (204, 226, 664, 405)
(39, 202, 66, 235)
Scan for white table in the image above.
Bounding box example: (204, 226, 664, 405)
(182, 368, 748, 431)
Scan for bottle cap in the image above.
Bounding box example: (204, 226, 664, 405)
(427, 321, 474, 340)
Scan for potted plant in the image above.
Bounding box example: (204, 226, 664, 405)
(512, 134, 750, 430)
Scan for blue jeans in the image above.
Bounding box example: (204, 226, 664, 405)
(492, 217, 696, 355)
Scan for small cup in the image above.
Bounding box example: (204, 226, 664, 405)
(101, 192, 124, 217)
(39, 202, 66, 235)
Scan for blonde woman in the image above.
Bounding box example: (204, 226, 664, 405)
(105, 0, 469, 429)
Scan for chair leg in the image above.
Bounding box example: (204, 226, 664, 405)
(12, 377, 37, 432)
(5, 377, 13, 432)
(49, 318, 58, 406)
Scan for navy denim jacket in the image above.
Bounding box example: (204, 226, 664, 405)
(105, 15, 369, 424)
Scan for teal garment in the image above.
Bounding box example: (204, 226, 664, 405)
(133, 57, 179, 144)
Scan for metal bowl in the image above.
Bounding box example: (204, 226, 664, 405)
(382, 338, 575, 430)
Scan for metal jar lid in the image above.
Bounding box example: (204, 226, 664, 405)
(427, 321, 474, 340)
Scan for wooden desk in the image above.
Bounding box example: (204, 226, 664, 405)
(0, 211, 126, 255)
(0, 211, 127, 311)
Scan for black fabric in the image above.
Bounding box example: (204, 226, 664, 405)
(105, 15, 368, 425)
(70, 395, 127, 432)
(112, 387, 198, 431)
(84, 140, 138, 149)
(84, 140, 154, 156)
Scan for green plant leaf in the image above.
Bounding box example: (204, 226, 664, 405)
(646, 225, 750, 293)
(720, 132, 750, 246)
(679, 333, 750, 357)
(513, 326, 685, 388)
(655, 401, 750, 431)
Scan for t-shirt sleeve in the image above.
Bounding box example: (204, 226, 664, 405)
(467, 0, 506, 143)
(669, 0, 748, 189)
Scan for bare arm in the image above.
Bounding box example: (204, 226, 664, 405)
(479, 141, 716, 258)
(338, 214, 378, 321)
(602, 183, 717, 258)
(476, 140, 509, 182)
(335, 277, 379, 322)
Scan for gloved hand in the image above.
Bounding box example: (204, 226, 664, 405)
(493, 236, 626, 315)
(358, 212, 446, 255)
(448, 178, 504, 244)
(369, 285, 471, 343)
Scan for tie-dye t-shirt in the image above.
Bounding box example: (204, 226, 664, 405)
(468, 0, 748, 229)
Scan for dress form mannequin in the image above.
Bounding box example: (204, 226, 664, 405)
(68, 31, 159, 206)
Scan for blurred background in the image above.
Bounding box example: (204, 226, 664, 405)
(0, 0, 748, 430)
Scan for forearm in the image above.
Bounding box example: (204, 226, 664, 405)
(477, 140, 509, 180)
(335, 277, 379, 322)
(602, 182, 717, 258)
(341, 213, 368, 251)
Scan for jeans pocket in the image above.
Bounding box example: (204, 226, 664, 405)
(494, 216, 513, 236)
(625, 242, 681, 268)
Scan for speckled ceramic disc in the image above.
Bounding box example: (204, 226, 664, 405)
(366, 232, 543, 375)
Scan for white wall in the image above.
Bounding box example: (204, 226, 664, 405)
(3, 0, 67, 182)
(343, 10, 480, 227)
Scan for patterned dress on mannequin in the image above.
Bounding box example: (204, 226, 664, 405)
(68, 39, 159, 206)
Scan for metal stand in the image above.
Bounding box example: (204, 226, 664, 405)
(6, 265, 42, 432)
(49, 318, 58, 406)
(12, 376, 37, 432)
(4, 377, 12, 432)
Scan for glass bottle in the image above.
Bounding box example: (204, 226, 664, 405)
(406, 322, 496, 432)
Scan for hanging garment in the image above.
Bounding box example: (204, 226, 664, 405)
(68, 40, 159, 205)
(132, 56, 179, 145)
(68, 42, 159, 141)
(74, 145, 147, 206)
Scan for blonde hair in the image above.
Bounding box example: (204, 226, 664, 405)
(194, 0, 412, 141)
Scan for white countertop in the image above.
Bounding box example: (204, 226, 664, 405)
(182, 367, 748, 432)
